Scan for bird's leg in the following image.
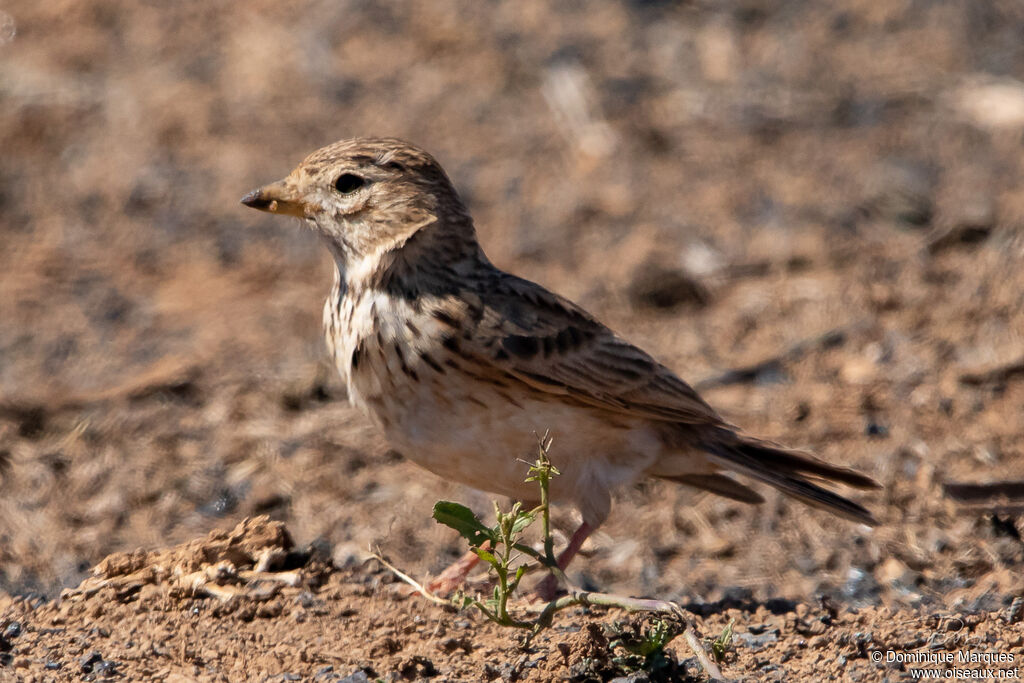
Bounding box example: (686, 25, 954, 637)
(533, 521, 594, 601)
(419, 542, 490, 596)
(555, 521, 595, 570)
(412, 519, 595, 600)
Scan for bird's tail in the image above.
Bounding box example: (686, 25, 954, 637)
(669, 431, 881, 526)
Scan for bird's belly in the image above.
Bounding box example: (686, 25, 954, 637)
(356, 375, 663, 504)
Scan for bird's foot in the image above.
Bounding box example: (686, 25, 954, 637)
(397, 547, 485, 598)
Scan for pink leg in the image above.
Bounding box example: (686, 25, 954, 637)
(533, 521, 594, 601)
(410, 523, 596, 601)
(416, 545, 486, 596)
(556, 521, 594, 570)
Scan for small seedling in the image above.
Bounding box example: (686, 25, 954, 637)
(431, 434, 560, 630)
(608, 618, 686, 676)
(711, 618, 735, 664)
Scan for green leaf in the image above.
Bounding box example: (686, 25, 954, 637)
(712, 618, 735, 663)
(433, 501, 495, 546)
(510, 564, 527, 589)
(473, 547, 499, 567)
(510, 511, 535, 535)
(512, 542, 543, 561)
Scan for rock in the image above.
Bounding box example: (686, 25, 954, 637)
(697, 19, 738, 83)
(609, 674, 651, 683)
(627, 263, 709, 311)
(863, 159, 937, 229)
(928, 198, 993, 253)
(735, 630, 779, 652)
(841, 357, 876, 385)
(79, 651, 103, 673)
(876, 557, 917, 587)
(951, 76, 1024, 132)
(682, 241, 726, 277)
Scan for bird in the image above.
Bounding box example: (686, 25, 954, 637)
(241, 137, 880, 597)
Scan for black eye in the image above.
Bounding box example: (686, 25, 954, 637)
(334, 173, 365, 194)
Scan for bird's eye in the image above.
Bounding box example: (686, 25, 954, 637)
(334, 173, 365, 194)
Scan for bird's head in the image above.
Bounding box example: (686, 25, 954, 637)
(241, 138, 476, 266)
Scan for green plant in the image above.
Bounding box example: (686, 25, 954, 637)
(608, 617, 686, 676)
(711, 618, 736, 664)
(375, 434, 728, 679)
(431, 435, 693, 635)
(431, 433, 562, 630)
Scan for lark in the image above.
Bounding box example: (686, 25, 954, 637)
(242, 138, 879, 595)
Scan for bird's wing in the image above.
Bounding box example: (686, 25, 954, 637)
(437, 273, 725, 426)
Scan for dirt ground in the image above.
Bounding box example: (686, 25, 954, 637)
(2, 0, 1024, 680)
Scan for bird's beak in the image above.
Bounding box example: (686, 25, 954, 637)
(240, 180, 308, 218)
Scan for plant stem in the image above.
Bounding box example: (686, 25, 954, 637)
(538, 441, 556, 567)
(531, 589, 687, 633)
(684, 626, 729, 681)
(498, 521, 512, 622)
(368, 549, 449, 606)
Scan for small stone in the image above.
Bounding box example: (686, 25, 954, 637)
(805, 619, 827, 636)
(952, 76, 1024, 132)
(876, 557, 917, 587)
(79, 651, 103, 673)
(841, 357, 875, 384)
(1004, 597, 1024, 624)
(865, 420, 888, 438)
(95, 659, 118, 676)
(609, 674, 651, 683)
(339, 672, 369, 683)
(864, 158, 936, 228)
(256, 602, 283, 619)
(734, 630, 779, 652)
(627, 262, 709, 311)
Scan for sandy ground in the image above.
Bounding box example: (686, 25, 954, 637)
(1, 518, 1022, 681)
(2, 0, 1024, 680)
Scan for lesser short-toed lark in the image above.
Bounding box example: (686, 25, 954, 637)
(242, 138, 879, 594)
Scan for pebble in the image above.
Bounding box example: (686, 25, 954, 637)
(627, 263, 709, 311)
(734, 630, 779, 651)
(79, 651, 103, 673)
(338, 672, 369, 683)
(609, 674, 651, 683)
(876, 557, 918, 587)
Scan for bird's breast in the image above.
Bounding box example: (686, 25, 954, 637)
(327, 290, 451, 428)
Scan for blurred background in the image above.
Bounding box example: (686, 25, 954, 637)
(2, 0, 1023, 612)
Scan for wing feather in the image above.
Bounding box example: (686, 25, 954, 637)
(446, 273, 724, 426)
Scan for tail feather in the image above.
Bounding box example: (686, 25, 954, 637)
(667, 473, 765, 504)
(735, 436, 881, 490)
(699, 433, 879, 526)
